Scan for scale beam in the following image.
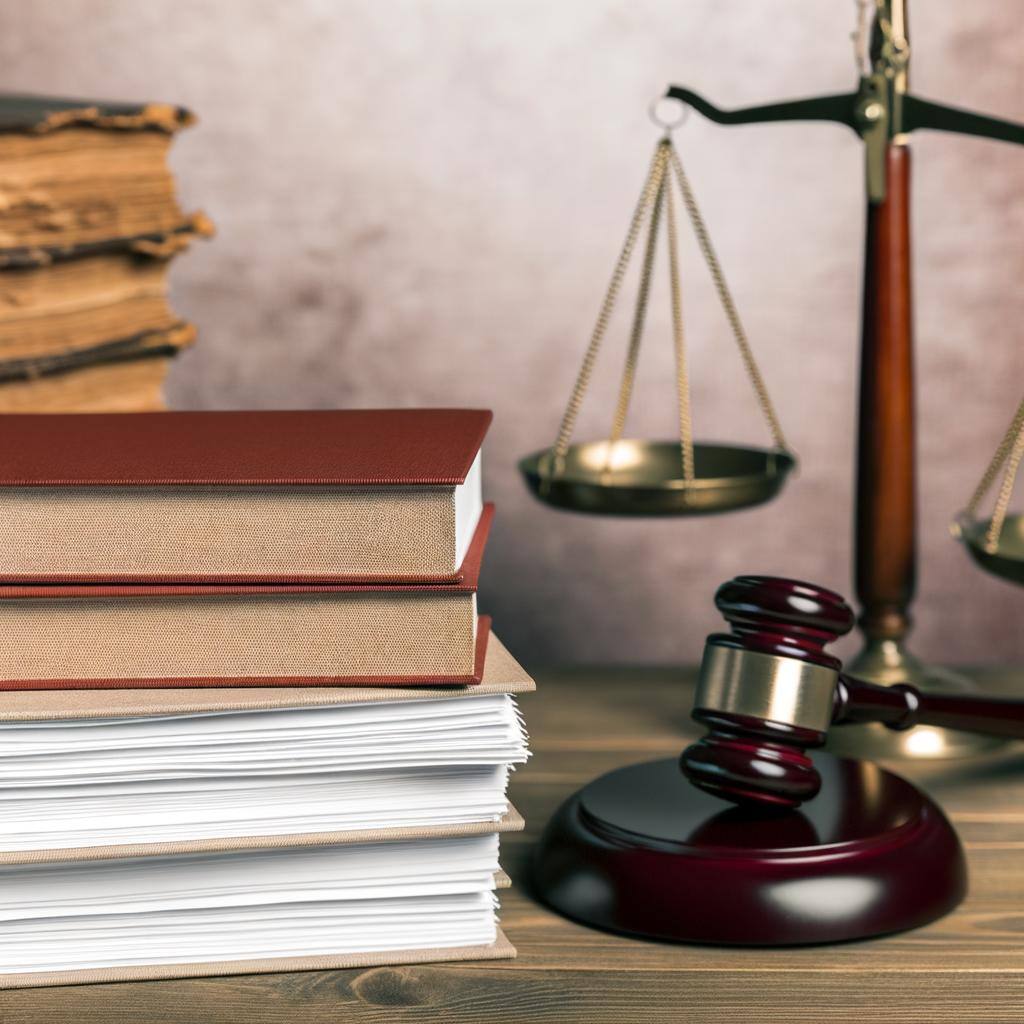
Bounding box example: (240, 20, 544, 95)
(903, 96, 1024, 146)
(663, 87, 859, 132)
(667, 76, 1024, 205)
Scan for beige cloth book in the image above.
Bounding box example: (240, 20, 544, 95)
(0, 588, 484, 686)
(0, 408, 490, 583)
(0, 631, 536, 721)
(0, 504, 495, 689)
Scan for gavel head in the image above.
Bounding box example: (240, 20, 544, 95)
(680, 575, 855, 810)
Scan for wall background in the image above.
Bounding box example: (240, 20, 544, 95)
(2, 1, 1022, 669)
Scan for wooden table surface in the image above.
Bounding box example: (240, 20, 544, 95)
(4, 666, 1024, 1023)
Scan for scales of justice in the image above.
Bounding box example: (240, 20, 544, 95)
(519, 2, 1024, 945)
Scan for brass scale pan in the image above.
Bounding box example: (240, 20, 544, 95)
(959, 517, 1024, 586)
(520, 441, 794, 517)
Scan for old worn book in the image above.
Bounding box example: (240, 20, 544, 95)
(0, 93, 199, 259)
(0, 229, 208, 362)
(0, 216, 211, 270)
(0, 93, 210, 412)
(0, 632, 533, 987)
(0, 352, 180, 412)
(0, 251, 179, 361)
(0, 409, 491, 582)
(0, 321, 194, 386)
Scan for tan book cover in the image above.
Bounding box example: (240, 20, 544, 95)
(0, 929, 517, 991)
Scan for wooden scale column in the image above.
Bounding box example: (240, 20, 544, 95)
(843, 5, 985, 757)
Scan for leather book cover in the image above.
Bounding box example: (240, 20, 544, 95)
(0, 408, 492, 487)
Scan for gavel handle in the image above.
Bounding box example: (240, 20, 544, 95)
(834, 674, 1024, 739)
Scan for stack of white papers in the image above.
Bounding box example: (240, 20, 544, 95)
(0, 694, 529, 850)
(0, 835, 501, 973)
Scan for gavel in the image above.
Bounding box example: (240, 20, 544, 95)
(682, 575, 1024, 809)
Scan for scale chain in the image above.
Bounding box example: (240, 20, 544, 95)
(606, 144, 670, 459)
(960, 394, 1024, 551)
(550, 141, 668, 473)
(988, 427, 1024, 553)
(666, 146, 790, 454)
(549, 131, 791, 485)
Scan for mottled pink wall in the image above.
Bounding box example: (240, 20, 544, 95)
(2, 1, 1022, 669)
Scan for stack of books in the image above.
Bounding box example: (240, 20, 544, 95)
(0, 93, 212, 412)
(0, 408, 532, 987)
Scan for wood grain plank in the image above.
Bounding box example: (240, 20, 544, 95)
(1, 968, 1022, 1024)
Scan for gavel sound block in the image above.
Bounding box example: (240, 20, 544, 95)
(534, 575, 1023, 945)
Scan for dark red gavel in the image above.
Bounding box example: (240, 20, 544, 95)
(681, 575, 1024, 810)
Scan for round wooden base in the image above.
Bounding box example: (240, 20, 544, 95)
(533, 755, 966, 945)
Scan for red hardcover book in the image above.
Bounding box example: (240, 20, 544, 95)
(0, 409, 492, 584)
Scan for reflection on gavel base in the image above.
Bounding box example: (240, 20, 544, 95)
(532, 575, 1020, 946)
